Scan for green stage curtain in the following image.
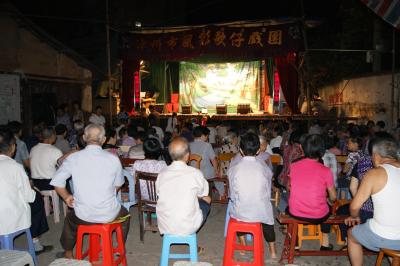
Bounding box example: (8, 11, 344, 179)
(149, 61, 169, 103)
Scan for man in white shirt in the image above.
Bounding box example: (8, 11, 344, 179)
(0, 130, 51, 254)
(156, 137, 211, 236)
(228, 132, 277, 259)
(51, 124, 130, 259)
(30, 127, 63, 190)
(88, 105, 106, 126)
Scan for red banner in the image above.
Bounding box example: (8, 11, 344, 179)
(123, 22, 303, 61)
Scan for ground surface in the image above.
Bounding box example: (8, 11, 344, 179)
(15, 204, 384, 266)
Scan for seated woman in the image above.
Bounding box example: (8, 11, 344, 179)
(217, 130, 239, 176)
(288, 134, 337, 250)
(102, 128, 120, 156)
(131, 138, 167, 201)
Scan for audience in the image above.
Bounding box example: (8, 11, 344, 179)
(103, 127, 119, 155)
(156, 138, 211, 239)
(288, 134, 337, 250)
(228, 132, 277, 258)
(0, 130, 51, 253)
(30, 127, 63, 191)
(51, 124, 130, 259)
(8, 121, 30, 169)
(346, 137, 400, 266)
(54, 124, 71, 154)
(56, 105, 72, 130)
(89, 106, 106, 126)
(71, 101, 84, 123)
(24, 123, 43, 152)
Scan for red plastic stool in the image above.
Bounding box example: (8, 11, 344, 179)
(75, 222, 127, 266)
(223, 218, 264, 266)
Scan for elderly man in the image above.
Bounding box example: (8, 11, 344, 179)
(30, 127, 63, 191)
(51, 124, 130, 259)
(156, 137, 211, 237)
(346, 137, 400, 266)
(89, 106, 106, 127)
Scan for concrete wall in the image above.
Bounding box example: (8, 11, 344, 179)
(0, 17, 89, 80)
(318, 72, 400, 127)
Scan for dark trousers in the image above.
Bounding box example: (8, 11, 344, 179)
(287, 207, 331, 233)
(29, 192, 49, 238)
(337, 204, 373, 241)
(238, 224, 275, 243)
(197, 199, 211, 232)
(32, 179, 53, 191)
(60, 206, 130, 251)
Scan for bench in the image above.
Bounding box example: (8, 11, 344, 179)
(277, 214, 375, 264)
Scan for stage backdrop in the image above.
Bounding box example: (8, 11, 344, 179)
(179, 61, 260, 113)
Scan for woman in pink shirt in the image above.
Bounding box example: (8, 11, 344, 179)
(288, 134, 337, 250)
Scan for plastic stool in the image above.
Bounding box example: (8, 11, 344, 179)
(224, 201, 251, 242)
(0, 250, 34, 266)
(223, 218, 264, 266)
(41, 190, 67, 223)
(49, 258, 92, 265)
(75, 223, 127, 266)
(0, 228, 38, 266)
(297, 224, 323, 248)
(160, 234, 198, 266)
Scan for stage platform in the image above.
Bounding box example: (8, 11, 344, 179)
(131, 113, 358, 123)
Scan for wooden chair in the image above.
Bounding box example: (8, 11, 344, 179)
(335, 155, 347, 165)
(136, 171, 159, 243)
(188, 154, 202, 169)
(270, 154, 282, 165)
(216, 152, 235, 177)
(120, 158, 137, 168)
(376, 248, 400, 266)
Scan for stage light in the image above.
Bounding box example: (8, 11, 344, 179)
(135, 21, 142, 28)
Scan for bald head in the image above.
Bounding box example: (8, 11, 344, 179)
(168, 137, 190, 162)
(83, 124, 106, 146)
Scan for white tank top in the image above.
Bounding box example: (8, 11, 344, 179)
(369, 164, 400, 240)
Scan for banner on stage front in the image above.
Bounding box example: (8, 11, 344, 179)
(179, 61, 260, 113)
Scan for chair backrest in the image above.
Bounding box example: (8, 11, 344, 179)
(217, 152, 235, 177)
(120, 158, 137, 168)
(336, 155, 347, 164)
(270, 154, 281, 165)
(189, 154, 202, 169)
(217, 152, 235, 162)
(135, 171, 158, 206)
(119, 145, 131, 153)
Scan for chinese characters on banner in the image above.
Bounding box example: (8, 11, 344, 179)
(125, 23, 302, 61)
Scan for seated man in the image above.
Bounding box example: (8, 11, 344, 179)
(346, 137, 400, 266)
(51, 124, 130, 259)
(156, 137, 211, 238)
(228, 132, 277, 259)
(0, 130, 51, 254)
(30, 127, 63, 190)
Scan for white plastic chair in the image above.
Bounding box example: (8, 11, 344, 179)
(0, 250, 34, 266)
(41, 190, 67, 223)
(118, 169, 137, 210)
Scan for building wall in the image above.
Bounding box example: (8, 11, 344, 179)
(0, 17, 89, 80)
(318, 72, 400, 127)
(0, 16, 93, 126)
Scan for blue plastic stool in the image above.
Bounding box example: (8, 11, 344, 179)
(160, 234, 198, 266)
(224, 201, 252, 241)
(0, 228, 38, 266)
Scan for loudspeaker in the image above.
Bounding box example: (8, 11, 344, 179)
(216, 104, 227, 114)
(154, 104, 164, 113)
(181, 104, 192, 114)
(237, 103, 250, 114)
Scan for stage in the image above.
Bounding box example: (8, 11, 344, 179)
(131, 112, 357, 124)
